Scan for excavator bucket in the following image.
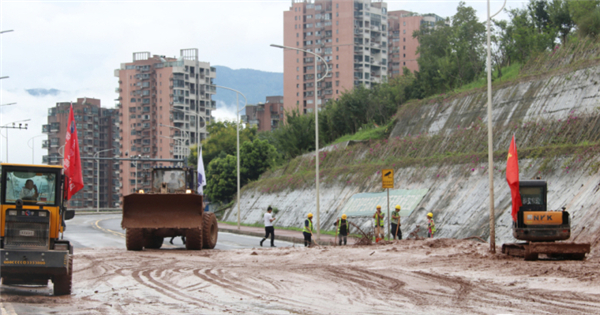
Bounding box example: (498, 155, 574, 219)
(121, 193, 204, 229)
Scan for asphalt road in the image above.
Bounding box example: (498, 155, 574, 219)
(63, 213, 294, 250)
(0, 213, 294, 314)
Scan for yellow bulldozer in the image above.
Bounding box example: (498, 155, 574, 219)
(0, 163, 75, 295)
(502, 180, 591, 261)
(121, 167, 218, 250)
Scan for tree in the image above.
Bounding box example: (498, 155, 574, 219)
(240, 138, 281, 185)
(569, 1, 600, 38)
(191, 121, 256, 168)
(204, 155, 236, 202)
(547, 0, 575, 44)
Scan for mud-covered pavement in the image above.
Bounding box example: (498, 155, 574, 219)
(2, 238, 600, 314)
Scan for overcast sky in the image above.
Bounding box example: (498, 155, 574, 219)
(0, 0, 527, 165)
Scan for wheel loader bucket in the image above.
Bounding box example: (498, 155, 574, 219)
(121, 193, 204, 229)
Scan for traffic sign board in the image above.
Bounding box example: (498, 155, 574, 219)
(382, 169, 394, 189)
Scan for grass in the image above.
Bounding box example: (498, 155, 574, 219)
(453, 63, 522, 94)
(330, 120, 395, 145)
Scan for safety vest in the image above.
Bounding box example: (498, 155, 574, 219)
(303, 219, 313, 233)
(428, 219, 436, 233)
(337, 219, 348, 234)
(374, 213, 384, 227)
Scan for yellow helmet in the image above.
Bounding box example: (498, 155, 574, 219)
(395, 205, 401, 210)
(308, 213, 313, 218)
(427, 212, 433, 217)
(341, 214, 347, 220)
(376, 205, 381, 209)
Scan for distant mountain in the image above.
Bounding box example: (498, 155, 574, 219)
(26, 88, 61, 97)
(212, 66, 282, 108)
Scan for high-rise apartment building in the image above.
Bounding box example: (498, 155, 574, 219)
(388, 11, 446, 76)
(242, 96, 284, 132)
(283, 0, 388, 114)
(114, 49, 216, 197)
(43, 98, 119, 208)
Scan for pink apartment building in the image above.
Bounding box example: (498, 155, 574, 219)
(243, 96, 284, 132)
(283, 0, 389, 115)
(114, 49, 216, 198)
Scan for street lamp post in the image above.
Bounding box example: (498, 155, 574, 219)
(486, 0, 507, 253)
(2, 119, 31, 162)
(27, 135, 45, 164)
(215, 85, 247, 231)
(94, 149, 113, 212)
(270, 44, 329, 240)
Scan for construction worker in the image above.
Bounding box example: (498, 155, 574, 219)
(303, 213, 314, 247)
(337, 214, 349, 245)
(373, 205, 385, 240)
(427, 212, 436, 238)
(391, 205, 402, 240)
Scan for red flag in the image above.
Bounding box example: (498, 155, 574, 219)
(63, 104, 84, 200)
(506, 135, 522, 221)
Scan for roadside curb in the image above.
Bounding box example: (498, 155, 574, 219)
(218, 227, 307, 245)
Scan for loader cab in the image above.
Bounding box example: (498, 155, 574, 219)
(150, 167, 197, 194)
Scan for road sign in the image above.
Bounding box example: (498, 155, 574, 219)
(382, 169, 394, 189)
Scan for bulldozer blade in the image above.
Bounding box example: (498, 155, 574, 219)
(121, 194, 204, 229)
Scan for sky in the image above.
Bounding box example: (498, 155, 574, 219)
(0, 0, 528, 165)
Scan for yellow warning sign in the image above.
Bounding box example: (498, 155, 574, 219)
(382, 169, 394, 189)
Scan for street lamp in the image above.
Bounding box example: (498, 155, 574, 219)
(27, 135, 45, 164)
(1, 119, 31, 162)
(270, 44, 330, 240)
(94, 149, 113, 212)
(0, 103, 16, 107)
(486, 0, 507, 253)
(0, 30, 14, 34)
(215, 85, 247, 231)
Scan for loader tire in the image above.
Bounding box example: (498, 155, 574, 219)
(53, 255, 73, 296)
(524, 252, 538, 261)
(185, 228, 202, 250)
(126, 228, 144, 251)
(202, 212, 218, 249)
(144, 236, 164, 249)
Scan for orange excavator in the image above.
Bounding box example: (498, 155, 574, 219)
(502, 180, 590, 261)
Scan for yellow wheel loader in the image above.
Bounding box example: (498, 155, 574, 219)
(121, 167, 218, 251)
(0, 163, 75, 295)
(502, 180, 590, 261)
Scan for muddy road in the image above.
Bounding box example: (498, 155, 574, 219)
(2, 237, 599, 314)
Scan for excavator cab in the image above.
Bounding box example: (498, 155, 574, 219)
(513, 180, 570, 242)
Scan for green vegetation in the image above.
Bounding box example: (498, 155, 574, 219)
(202, 1, 600, 202)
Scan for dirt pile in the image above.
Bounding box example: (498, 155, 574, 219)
(2, 240, 599, 314)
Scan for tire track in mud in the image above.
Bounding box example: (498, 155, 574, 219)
(414, 271, 600, 314)
(192, 268, 309, 311)
(131, 269, 219, 310)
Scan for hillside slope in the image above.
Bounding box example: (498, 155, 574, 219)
(223, 63, 600, 256)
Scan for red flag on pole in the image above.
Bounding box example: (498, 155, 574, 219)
(506, 135, 522, 222)
(63, 104, 84, 200)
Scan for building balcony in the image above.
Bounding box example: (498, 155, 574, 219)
(42, 140, 49, 149)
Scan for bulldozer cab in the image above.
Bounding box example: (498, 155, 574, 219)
(151, 167, 197, 194)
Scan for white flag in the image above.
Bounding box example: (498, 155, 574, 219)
(197, 146, 206, 195)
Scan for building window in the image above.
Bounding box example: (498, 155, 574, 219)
(403, 62, 406, 65)
(336, 64, 339, 69)
(336, 81, 339, 86)
(336, 47, 339, 51)
(336, 55, 339, 60)
(336, 3, 338, 8)
(403, 21, 406, 26)
(336, 72, 339, 78)
(403, 30, 406, 34)
(403, 54, 406, 58)
(336, 38, 339, 42)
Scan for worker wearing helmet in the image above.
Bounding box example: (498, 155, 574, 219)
(391, 205, 402, 240)
(427, 212, 436, 238)
(373, 205, 385, 240)
(336, 214, 349, 246)
(303, 213, 314, 247)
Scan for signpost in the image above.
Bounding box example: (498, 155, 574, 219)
(382, 169, 394, 240)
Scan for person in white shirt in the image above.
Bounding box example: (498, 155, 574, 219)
(20, 180, 39, 201)
(260, 206, 276, 247)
